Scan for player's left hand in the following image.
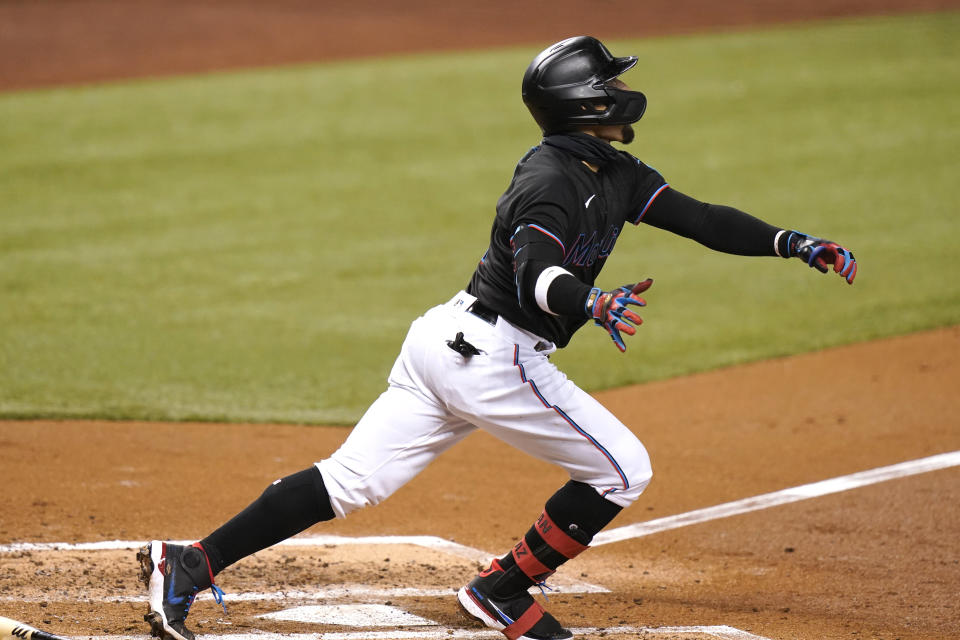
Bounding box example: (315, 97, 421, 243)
(587, 279, 653, 352)
(785, 231, 857, 284)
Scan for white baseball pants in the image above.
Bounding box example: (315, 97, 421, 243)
(317, 291, 652, 518)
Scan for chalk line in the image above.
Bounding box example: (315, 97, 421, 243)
(0, 535, 488, 562)
(0, 537, 608, 597)
(0, 582, 610, 605)
(594, 450, 960, 546)
(78, 626, 772, 640)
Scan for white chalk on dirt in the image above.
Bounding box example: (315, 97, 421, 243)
(258, 604, 438, 627)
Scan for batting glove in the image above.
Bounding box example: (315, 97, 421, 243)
(586, 279, 653, 352)
(783, 231, 857, 284)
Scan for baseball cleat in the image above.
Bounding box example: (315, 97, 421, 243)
(137, 541, 225, 640)
(457, 559, 573, 640)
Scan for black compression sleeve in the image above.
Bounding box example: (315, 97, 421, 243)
(545, 270, 592, 316)
(200, 466, 335, 574)
(520, 260, 592, 317)
(642, 187, 782, 256)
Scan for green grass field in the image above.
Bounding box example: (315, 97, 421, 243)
(1, 13, 958, 424)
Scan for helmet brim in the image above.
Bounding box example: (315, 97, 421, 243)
(600, 55, 638, 83)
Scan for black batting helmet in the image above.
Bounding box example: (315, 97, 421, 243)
(522, 36, 647, 134)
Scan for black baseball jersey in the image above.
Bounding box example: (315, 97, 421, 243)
(466, 142, 667, 348)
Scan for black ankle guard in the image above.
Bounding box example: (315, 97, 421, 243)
(503, 481, 625, 586)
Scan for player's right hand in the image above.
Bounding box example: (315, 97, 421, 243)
(586, 279, 653, 352)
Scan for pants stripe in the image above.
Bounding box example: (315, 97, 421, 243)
(512, 345, 629, 492)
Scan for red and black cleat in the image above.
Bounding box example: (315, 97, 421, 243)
(457, 559, 573, 640)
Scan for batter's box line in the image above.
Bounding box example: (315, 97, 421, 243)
(79, 627, 773, 640)
(593, 450, 960, 546)
(0, 535, 609, 597)
(0, 536, 492, 559)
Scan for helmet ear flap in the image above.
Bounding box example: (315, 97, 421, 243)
(601, 85, 647, 125)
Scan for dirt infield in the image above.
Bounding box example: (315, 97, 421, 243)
(2, 328, 959, 639)
(2, 0, 960, 91)
(2, 2, 959, 640)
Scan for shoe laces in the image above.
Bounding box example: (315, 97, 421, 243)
(191, 542, 228, 615)
(210, 583, 227, 614)
(534, 580, 556, 601)
(183, 591, 197, 616)
(183, 583, 227, 616)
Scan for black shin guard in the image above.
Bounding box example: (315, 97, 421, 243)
(200, 466, 335, 574)
(495, 480, 623, 595)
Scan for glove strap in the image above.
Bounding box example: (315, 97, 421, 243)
(777, 230, 805, 258)
(584, 287, 602, 318)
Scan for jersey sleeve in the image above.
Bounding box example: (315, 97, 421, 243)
(509, 169, 573, 247)
(624, 157, 670, 225)
(507, 170, 590, 315)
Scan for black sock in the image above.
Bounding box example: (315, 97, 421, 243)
(200, 466, 335, 574)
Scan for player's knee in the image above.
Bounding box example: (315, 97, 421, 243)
(255, 466, 335, 525)
(314, 458, 392, 517)
(604, 439, 652, 507)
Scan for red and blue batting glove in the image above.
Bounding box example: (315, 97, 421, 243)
(784, 231, 857, 284)
(586, 278, 653, 353)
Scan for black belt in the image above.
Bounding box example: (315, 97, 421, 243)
(466, 299, 551, 352)
(467, 299, 498, 326)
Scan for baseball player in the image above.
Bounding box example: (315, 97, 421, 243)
(137, 36, 856, 640)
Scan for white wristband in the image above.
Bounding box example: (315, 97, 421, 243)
(535, 266, 573, 316)
(773, 229, 786, 257)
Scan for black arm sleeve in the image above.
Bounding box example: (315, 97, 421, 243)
(641, 187, 782, 256)
(515, 260, 592, 318)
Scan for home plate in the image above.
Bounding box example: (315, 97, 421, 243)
(258, 604, 439, 627)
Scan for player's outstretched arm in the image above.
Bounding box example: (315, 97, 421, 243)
(777, 230, 857, 284)
(641, 188, 858, 285)
(586, 279, 653, 353)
